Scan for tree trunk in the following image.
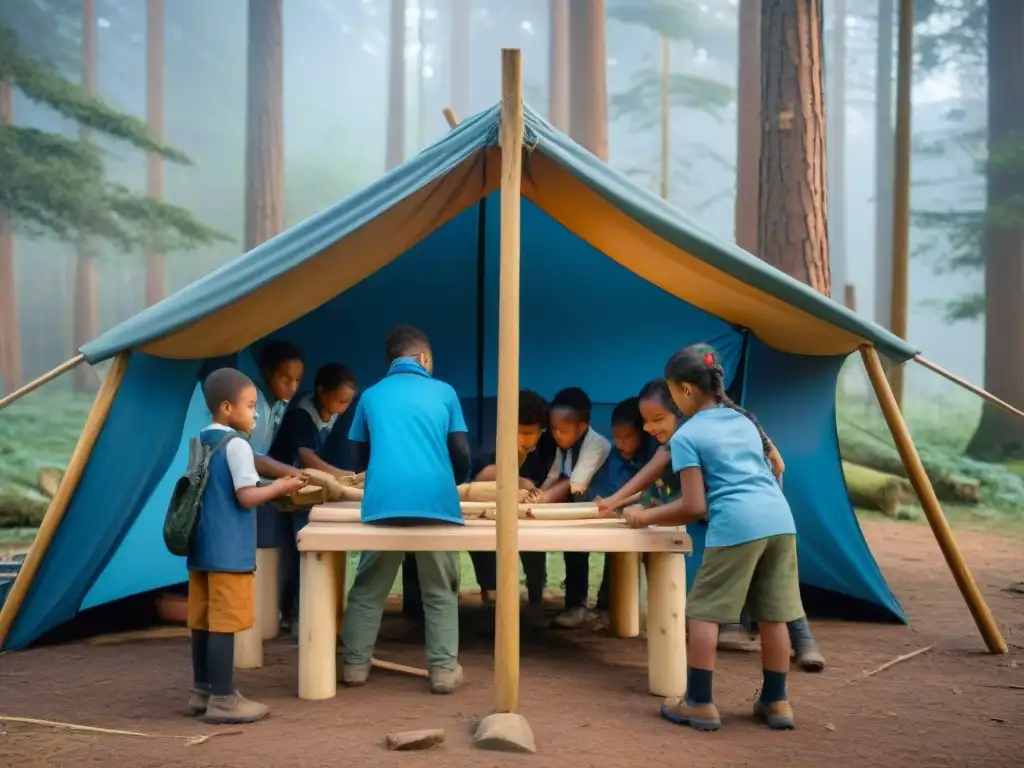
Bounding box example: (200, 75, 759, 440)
(548, 0, 570, 131)
(0, 77, 20, 395)
(386, 0, 407, 170)
(873, 0, 894, 328)
(757, 0, 831, 295)
(735, 0, 761, 253)
(73, 0, 99, 392)
(145, 0, 165, 306)
(450, 0, 471, 120)
(966, 0, 1024, 461)
(567, 0, 607, 161)
(244, 0, 285, 252)
(827, 0, 846, 297)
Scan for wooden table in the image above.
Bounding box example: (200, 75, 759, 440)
(295, 515, 691, 701)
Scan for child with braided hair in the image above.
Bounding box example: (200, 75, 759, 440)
(620, 344, 806, 731)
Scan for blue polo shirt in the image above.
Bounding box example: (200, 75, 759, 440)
(348, 358, 468, 524)
(250, 385, 288, 456)
(669, 406, 795, 549)
(586, 437, 657, 500)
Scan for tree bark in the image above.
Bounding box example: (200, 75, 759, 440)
(757, 0, 831, 295)
(966, 0, 1024, 461)
(827, 0, 846, 296)
(567, 0, 607, 161)
(386, 0, 407, 171)
(244, 0, 285, 252)
(73, 0, 99, 392)
(735, 0, 761, 253)
(0, 77, 20, 394)
(450, 0, 471, 119)
(145, 0, 165, 306)
(873, 0, 894, 328)
(548, 0, 570, 132)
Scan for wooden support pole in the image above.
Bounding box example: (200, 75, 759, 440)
(913, 355, 1024, 424)
(144, 0, 166, 306)
(0, 352, 130, 649)
(887, 0, 913, 406)
(646, 551, 687, 696)
(442, 107, 459, 129)
(0, 354, 87, 411)
(608, 552, 640, 638)
(659, 35, 670, 201)
(493, 48, 525, 714)
(861, 346, 1007, 654)
(235, 548, 279, 666)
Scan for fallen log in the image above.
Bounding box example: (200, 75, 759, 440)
(840, 439, 981, 505)
(842, 461, 917, 518)
(37, 467, 64, 499)
(0, 484, 49, 527)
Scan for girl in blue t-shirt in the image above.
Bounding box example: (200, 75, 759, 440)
(625, 344, 804, 733)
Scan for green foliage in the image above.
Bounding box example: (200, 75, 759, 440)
(0, 22, 229, 251)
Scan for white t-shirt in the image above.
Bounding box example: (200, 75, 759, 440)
(547, 428, 611, 496)
(202, 424, 260, 490)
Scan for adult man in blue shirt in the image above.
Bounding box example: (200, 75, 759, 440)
(339, 325, 471, 695)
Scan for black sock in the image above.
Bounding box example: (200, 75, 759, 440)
(760, 669, 788, 704)
(191, 630, 210, 688)
(686, 666, 714, 705)
(206, 631, 236, 696)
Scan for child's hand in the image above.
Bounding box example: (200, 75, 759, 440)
(623, 506, 649, 529)
(518, 477, 537, 492)
(595, 496, 620, 518)
(276, 475, 308, 495)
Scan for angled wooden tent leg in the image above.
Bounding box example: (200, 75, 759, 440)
(0, 351, 129, 649)
(442, 106, 460, 129)
(860, 346, 1008, 654)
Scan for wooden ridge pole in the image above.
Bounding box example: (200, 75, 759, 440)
(887, 0, 914, 406)
(913, 355, 1024, 423)
(493, 48, 524, 713)
(861, 346, 1007, 654)
(0, 351, 131, 649)
(0, 354, 86, 411)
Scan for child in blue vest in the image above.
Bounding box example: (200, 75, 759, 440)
(597, 379, 825, 674)
(185, 368, 305, 725)
(340, 325, 470, 694)
(626, 344, 804, 732)
(270, 363, 358, 634)
(590, 397, 657, 613)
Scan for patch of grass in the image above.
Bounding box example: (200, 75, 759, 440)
(0, 392, 94, 491)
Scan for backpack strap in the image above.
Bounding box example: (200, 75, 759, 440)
(199, 430, 243, 472)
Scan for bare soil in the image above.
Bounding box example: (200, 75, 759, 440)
(2, 518, 1023, 768)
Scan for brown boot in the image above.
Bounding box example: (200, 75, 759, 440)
(660, 697, 722, 731)
(429, 664, 464, 694)
(341, 662, 371, 687)
(183, 687, 210, 717)
(794, 642, 826, 673)
(202, 692, 269, 725)
(753, 698, 795, 730)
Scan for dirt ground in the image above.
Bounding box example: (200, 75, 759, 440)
(2, 517, 1023, 768)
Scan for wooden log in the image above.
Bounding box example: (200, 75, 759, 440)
(308, 501, 606, 524)
(842, 460, 915, 517)
(0, 485, 48, 527)
(840, 439, 981, 504)
(234, 547, 280, 667)
(298, 551, 339, 700)
(861, 346, 1007, 654)
(385, 728, 445, 751)
(36, 468, 64, 499)
(646, 551, 686, 697)
(608, 551, 640, 638)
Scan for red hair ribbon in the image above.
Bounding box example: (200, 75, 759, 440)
(703, 352, 715, 367)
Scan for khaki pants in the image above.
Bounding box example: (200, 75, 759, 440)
(187, 571, 255, 634)
(340, 550, 460, 672)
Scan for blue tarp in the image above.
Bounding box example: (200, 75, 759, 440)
(5, 105, 911, 650)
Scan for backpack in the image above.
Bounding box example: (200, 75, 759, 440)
(163, 431, 241, 557)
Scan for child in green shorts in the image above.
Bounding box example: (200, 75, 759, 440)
(621, 344, 803, 732)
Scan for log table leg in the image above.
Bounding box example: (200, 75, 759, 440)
(608, 552, 640, 638)
(235, 548, 280, 668)
(335, 552, 347, 626)
(299, 551, 339, 701)
(646, 551, 686, 697)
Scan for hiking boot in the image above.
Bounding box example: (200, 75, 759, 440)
(794, 642, 826, 673)
(552, 606, 594, 629)
(341, 662, 371, 687)
(202, 692, 269, 725)
(660, 697, 721, 731)
(753, 698, 795, 730)
(183, 686, 210, 717)
(429, 664, 464, 694)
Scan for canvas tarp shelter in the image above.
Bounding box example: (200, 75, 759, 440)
(1, 104, 918, 651)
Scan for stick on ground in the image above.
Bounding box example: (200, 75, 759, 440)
(847, 644, 935, 684)
(0, 715, 242, 747)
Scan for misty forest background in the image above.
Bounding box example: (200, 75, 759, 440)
(2, 0, 1024, 544)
